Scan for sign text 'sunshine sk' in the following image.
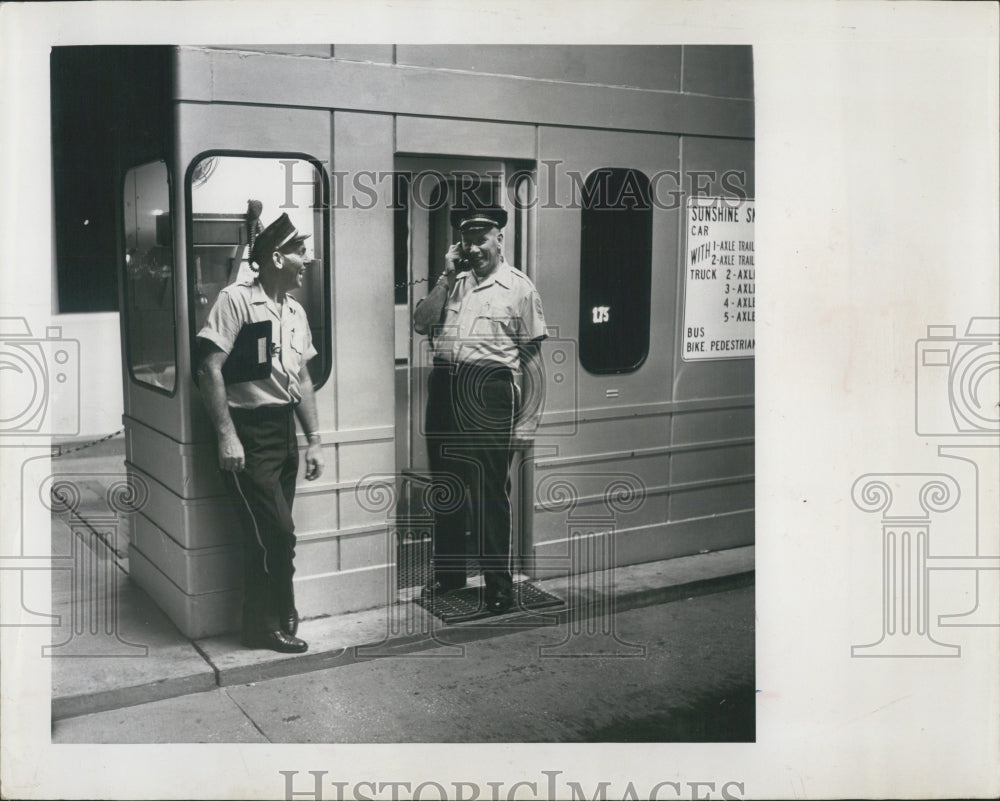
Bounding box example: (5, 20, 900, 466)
(682, 197, 755, 360)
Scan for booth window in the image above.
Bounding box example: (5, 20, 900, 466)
(393, 173, 410, 305)
(123, 160, 177, 393)
(186, 154, 331, 389)
(578, 168, 652, 374)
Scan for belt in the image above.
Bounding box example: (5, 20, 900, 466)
(436, 361, 514, 382)
(230, 403, 296, 418)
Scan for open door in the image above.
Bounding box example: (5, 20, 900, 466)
(393, 157, 533, 589)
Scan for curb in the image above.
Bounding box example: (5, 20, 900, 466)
(52, 672, 217, 722)
(51, 564, 754, 720)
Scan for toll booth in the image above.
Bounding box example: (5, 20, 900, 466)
(118, 55, 395, 638)
(108, 45, 755, 639)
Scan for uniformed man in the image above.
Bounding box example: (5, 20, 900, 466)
(196, 212, 324, 653)
(413, 203, 547, 613)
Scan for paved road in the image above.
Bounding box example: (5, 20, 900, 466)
(53, 585, 755, 743)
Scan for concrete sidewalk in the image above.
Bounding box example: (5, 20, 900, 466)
(47, 438, 754, 721)
(51, 508, 752, 720)
(52, 585, 756, 744)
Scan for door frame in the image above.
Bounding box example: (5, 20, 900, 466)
(393, 155, 537, 579)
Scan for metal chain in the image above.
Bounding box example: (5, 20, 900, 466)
(51, 428, 125, 458)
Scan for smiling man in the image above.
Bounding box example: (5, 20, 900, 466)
(196, 212, 324, 653)
(413, 202, 547, 613)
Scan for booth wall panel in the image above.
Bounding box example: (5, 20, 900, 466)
(338, 439, 396, 483)
(293, 534, 340, 577)
(533, 456, 670, 509)
(174, 48, 754, 139)
(121, 385, 186, 447)
(126, 461, 239, 549)
(289, 490, 341, 533)
(682, 45, 754, 99)
(670, 481, 754, 521)
(671, 444, 754, 484)
(535, 126, 680, 415)
(130, 545, 395, 638)
(333, 45, 394, 63)
(132, 514, 241, 594)
(536, 414, 672, 461)
(175, 99, 332, 159)
(128, 546, 241, 639)
(395, 45, 683, 91)
(395, 116, 536, 160)
(338, 529, 391, 572)
(529, 510, 753, 579)
(671, 405, 754, 444)
(331, 111, 396, 434)
(295, 564, 393, 619)
(125, 418, 226, 499)
(530, 490, 670, 549)
(339, 488, 390, 530)
(223, 45, 333, 58)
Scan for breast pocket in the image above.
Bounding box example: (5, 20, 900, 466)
(471, 304, 516, 341)
(434, 302, 463, 340)
(284, 326, 306, 376)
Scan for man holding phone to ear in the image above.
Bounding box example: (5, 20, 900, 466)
(413, 202, 547, 613)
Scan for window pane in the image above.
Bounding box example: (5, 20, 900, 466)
(187, 155, 330, 389)
(394, 173, 410, 305)
(578, 168, 652, 374)
(123, 160, 176, 392)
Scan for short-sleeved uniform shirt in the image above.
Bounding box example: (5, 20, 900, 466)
(432, 260, 547, 372)
(197, 279, 317, 409)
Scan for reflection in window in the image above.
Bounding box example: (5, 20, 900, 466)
(187, 155, 330, 389)
(578, 168, 653, 374)
(123, 160, 176, 392)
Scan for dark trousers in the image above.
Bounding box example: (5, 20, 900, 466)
(425, 363, 516, 596)
(227, 405, 299, 631)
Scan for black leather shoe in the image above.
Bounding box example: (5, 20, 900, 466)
(486, 591, 514, 614)
(241, 629, 308, 654)
(420, 579, 466, 599)
(280, 608, 299, 637)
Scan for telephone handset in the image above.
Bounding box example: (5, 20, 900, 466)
(453, 242, 472, 272)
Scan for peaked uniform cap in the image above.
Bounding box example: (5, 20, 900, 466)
(449, 204, 508, 230)
(251, 213, 310, 265)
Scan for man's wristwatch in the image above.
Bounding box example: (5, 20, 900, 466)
(306, 433, 322, 445)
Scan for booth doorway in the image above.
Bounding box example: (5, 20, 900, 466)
(392, 157, 534, 589)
